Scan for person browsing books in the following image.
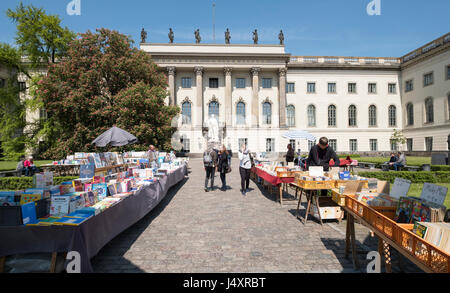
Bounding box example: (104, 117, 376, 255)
(306, 137, 340, 172)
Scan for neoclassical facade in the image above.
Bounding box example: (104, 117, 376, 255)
(141, 33, 450, 155)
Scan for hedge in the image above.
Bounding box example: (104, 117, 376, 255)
(0, 177, 78, 191)
(431, 165, 450, 172)
(358, 171, 450, 184)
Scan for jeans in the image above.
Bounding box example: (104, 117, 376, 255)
(394, 163, 404, 171)
(239, 167, 251, 192)
(205, 166, 215, 189)
(220, 172, 226, 189)
(25, 166, 37, 177)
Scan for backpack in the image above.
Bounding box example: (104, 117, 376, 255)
(203, 151, 212, 166)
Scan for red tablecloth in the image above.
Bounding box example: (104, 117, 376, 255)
(330, 159, 352, 167)
(251, 167, 295, 186)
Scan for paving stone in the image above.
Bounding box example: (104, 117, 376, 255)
(91, 159, 423, 273)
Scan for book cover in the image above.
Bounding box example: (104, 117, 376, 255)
(92, 184, 107, 200)
(66, 212, 93, 219)
(50, 196, 71, 217)
(54, 216, 87, 226)
(21, 202, 38, 225)
(0, 192, 19, 207)
(411, 200, 431, 223)
(413, 222, 428, 239)
(107, 183, 117, 196)
(395, 197, 416, 224)
(20, 194, 42, 206)
(80, 164, 95, 179)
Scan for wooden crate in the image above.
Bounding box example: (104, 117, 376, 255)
(331, 189, 346, 206)
(297, 179, 335, 190)
(335, 180, 369, 189)
(372, 206, 397, 220)
(345, 196, 450, 273)
(313, 197, 343, 220)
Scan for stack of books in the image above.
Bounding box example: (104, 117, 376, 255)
(413, 222, 450, 254)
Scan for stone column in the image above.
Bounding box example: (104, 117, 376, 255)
(279, 68, 287, 128)
(251, 67, 261, 127)
(167, 67, 176, 106)
(195, 66, 204, 127)
(224, 67, 233, 126)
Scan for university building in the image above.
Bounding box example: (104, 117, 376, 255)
(141, 33, 450, 155)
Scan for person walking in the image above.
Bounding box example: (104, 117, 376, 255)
(217, 145, 230, 191)
(238, 144, 252, 196)
(285, 144, 295, 165)
(203, 147, 218, 192)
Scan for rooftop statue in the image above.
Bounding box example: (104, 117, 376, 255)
(141, 28, 147, 43)
(225, 28, 231, 44)
(279, 30, 285, 45)
(168, 28, 174, 43)
(195, 29, 201, 44)
(253, 29, 258, 44)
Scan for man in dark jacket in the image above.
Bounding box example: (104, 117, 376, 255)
(285, 144, 295, 165)
(203, 148, 218, 192)
(307, 137, 340, 172)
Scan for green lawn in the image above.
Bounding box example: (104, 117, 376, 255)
(403, 183, 450, 209)
(359, 156, 431, 167)
(0, 160, 53, 171)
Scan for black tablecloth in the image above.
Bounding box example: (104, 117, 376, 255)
(0, 165, 187, 273)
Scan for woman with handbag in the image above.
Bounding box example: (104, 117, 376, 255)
(238, 144, 252, 196)
(218, 145, 230, 191)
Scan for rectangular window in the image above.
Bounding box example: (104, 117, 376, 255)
(368, 83, 377, 94)
(238, 138, 248, 149)
(447, 65, 450, 80)
(180, 137, 190, 153)
(286, 82, 295, 93)
(266, 138, 275, 153)
(307, 82, 316, 93)
(407, 138, 413, 152)
(349, 139, 358, 152)
(423, 72, 433, 87)
(329, 139, 337, 151)
(348, 83, 357, 94)
(262, 78, 272, 89)
(405, 80, 414, 92)
(0, 78, 5, 88)
(425, 137, 433, 152)
(328, 83, 336, 93)
(236, 78, 246, 89)
(370, 139, 378, 151)
(388, 83, 397, 94)
(390, 139, 398, 151)
(209, 78, 219, 88)
(181, 77, 192, 88)
(18, 82, 26, 92)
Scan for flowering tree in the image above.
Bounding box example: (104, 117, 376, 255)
(35, 28, 179, 159)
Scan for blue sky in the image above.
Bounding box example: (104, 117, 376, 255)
(1, 0, 449, 57)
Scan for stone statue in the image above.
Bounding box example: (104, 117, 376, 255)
(447, 134, 450, 151)
(253, 29, 258, 44)
(206, 114, 220, 143)
(195, 29, 201, 44)
(141, 28, 147, 43)
(225, 28, 231, 44)
(168, 28, 174, 43)
(279, 30, 284, 45)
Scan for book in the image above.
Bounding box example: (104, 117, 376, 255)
(36, 216, 61, 226)
(54, 216, 88, 226)
(21, 202, 38, 225)
(0, 192, 20, 207)
(76, 207, 99, 217)
(411, 200, 432, 223)
(50, 195, 71, 217)
(20, 194, 42, 205)
(92, 183, 108, 201)
(395, 197, 417, 224)
(66, 212, 93, 219)
(80, 163, 96, 179)
(413, 222, 428, 239)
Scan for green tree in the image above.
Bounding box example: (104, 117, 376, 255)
(0, 43, 27, 160)
(35, 28, 179, 159)
(6, 2, 75, 67)
(391, 129, 407, 151)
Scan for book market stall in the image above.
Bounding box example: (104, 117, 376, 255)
(251, 163, 303, 206)
(0, 151, 188, 273)
(341, 180, 449, 273)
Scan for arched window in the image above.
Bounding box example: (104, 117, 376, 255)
(307, 105, 316, 127)
(208, 101, 219, 118)
(388, 105, 397, 127)
(406, 103, 414, 126)
(236, 102, 246, 125)
(425, 97, 434, 123)
(286, 105, 295, 127)
(447, 94, 450, 120)
(348, 105, 357, 127)
(181, 101, 191, 125)
(262, 102, 272, 125)
(328, 105, 336, 127)
(369, 105, 377, 127)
